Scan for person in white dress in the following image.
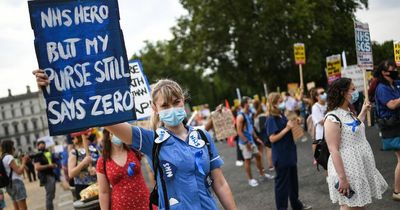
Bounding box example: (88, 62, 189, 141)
(324, 78, 388, 210)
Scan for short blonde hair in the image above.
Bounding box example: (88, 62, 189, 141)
(268, 92, 281, 116)
(150, 79, 187, 130)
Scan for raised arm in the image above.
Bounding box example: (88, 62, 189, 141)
(211, 169, 237, 210)
(104, 123, 132, 145)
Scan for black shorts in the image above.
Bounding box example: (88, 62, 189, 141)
(255, 137, 272, 148)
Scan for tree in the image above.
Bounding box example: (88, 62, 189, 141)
(133, 0, 370, 106)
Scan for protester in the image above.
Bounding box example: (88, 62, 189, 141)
(325, 78, 387, 209)
(1, 140, 28, 210)
(374, 60, 400, 201)
(25, 157, 37, 182)
(266, 92, 311, 210)
(310, 87, 327, 164)
(33, 140, 57, 210)
(237, 96, 274, 187)
(232, 106, 244, 167)
(33, 72, 237, 209)
(96, 129, 151, 210)
(68, 134, 97, 200)
(253, 100, 274, 172)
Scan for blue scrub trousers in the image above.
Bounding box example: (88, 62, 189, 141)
(275, 166, 303, 210)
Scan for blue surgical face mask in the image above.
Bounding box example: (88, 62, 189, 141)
(320, 93, 327, 101)
(349, 91, 359, 104)
(111, 135, 122, 146)
(278, 102, 286, 111)
(159, 107, 187, 127)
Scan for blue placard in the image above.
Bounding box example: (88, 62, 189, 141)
(29, 0, 136, 136)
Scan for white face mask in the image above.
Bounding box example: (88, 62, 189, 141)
(111, 135, 122, 146)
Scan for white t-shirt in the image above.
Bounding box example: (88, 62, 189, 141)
(311, 103, 327, 140)
(2, 154, 23, 181)
(285, 96, 298, 112)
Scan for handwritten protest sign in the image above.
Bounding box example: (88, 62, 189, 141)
(354, 21, 373, 70)
(29, 0, 135, 135)
(293, 43, 306, 65)
(326, 54, 342, 84)
(306, 81, 315, 91)
(211, 109, 237, 141)
(394, 41, 400, 67)
(287, 83, 299, 94)
(129, 60, 152, 120)
(341, 65, 364, 92)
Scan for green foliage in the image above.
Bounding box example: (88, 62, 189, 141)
(132, 0, 382, 106)
(372, 41, 395, 66)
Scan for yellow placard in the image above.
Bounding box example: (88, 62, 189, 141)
(326, 55, 342, 76)
(394, 41, 400, 67)
(287, 83, 299, 94)
(293, 43, 306, 65)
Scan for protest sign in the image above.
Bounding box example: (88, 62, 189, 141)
(354, 20, 373, 70)
(29, 0, 135, 135)
(394, 41, 400, 67)
(211, 109, 237, 141)
(293, 43, 306, 65)
(287, 83, 299, 94)
(306, 81, 315, 91)
(341, 65, 364, 92)
(326, 54, 342, 84)
(129, 60, 152, 120)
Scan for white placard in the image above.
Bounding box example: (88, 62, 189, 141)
(341, 65, 364, 92)
(354, 20, 373, 70)
(129, 60, 152, 120)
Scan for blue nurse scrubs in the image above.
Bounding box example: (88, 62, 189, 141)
(131, 125, 224, 210)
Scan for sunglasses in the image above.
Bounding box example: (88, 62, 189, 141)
(318, 91, 325, 95)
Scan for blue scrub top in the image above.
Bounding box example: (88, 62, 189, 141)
(375, 80, 400, 119)
(131, 126, 224, 210)
(238, 112, 255, 145)
(266, 115, 297, 168)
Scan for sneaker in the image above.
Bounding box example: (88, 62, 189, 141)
(248, 179, 259, 187)
(393, 192, 400, 201)
(263, 173, 275, 180)
(235, 160, 244, 166)
(302, 204, 312, 210)
(268, 167, 275, 172)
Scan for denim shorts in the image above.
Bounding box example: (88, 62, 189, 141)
(6, 179, 27, 201)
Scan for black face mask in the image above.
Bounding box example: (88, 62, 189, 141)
(38, 148, 45, 152)
(389, 70, 399, 80)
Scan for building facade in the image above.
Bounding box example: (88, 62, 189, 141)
(0, 86, 55, 152)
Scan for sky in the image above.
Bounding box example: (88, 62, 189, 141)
(0, 0, 399, 98)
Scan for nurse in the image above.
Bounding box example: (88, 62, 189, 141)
(33, 70, 236, 210)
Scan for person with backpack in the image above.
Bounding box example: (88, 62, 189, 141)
(1, 140, 28, 210)
(266, 92, 311, 210)
(96, 129, 151, 210)
(237, 96, 274, 187)
(373, 60, 400, 201)
(33, 140, 57, 210)
(324, 78, 387, 209)
(33, 71, 237, 210)
(310, 87, 327, 165)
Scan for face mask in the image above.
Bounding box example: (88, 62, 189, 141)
(111, 135, 122, 146)
(159, 107, 187, 127)
(278, 102, 285, 111)
(320, 93, 327, 101)
(388, 70, 399, 80)
(349, 91, 359, 104)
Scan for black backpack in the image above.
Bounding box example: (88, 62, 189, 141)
(314, 114, 341, 171)
(149, 129, 213, 210)
(0, 155, 13, 188)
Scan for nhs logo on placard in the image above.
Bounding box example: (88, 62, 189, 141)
(188, 131, 205, 148)
(161, 160, 176, 181)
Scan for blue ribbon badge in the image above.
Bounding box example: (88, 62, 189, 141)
(161, 160, 177, 181)
(344, 119, 361, 133)
(127, 162, 136, 177)
(195, 150, 205, 176)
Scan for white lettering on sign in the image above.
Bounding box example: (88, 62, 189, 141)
(47, 38, 80, 63)
(85, 35, 109, 55)
(89, 90, 134, 117)
(40, 5, 109, 28)
(48, 97, 86, 124)
(95, 56, 129, 82)
(129, 61, 152, 119)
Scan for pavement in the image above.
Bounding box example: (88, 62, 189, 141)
(4, 126, 399, 210)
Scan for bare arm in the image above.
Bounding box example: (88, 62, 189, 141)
(68, 151, 91, 178)
(104, 123, 132, 145)
(269, 119, 293, 143)
(9, 159, 26, 175)
(204, 118, 213, 131)
(97, 172, 111, 210)
(236, 115, 249, 143)
(324, 119, 350, 194)
(358, 102, 371, 122)
(34, 162, 54, 172)
(386, 98, 400, 110)
(211, 168, 237, 210)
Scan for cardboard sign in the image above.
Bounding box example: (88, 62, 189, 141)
(326, 54, 342, 84)
(306, 81, 315, 91)
(28, 0, 135, 135)
(287, 83, 299, 94)
(341, 65, 364, 92)
(394, 41, 400, 67)
(293, 43, 306, 65)
(354, 20, 373, 70)
(211, 109, 237, 141)
(129, 60, 152, 120)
